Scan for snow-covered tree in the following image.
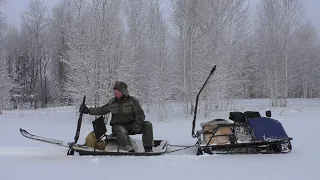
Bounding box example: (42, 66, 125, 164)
(253, 0, 307, 105)
(0, 0, 14, 109)
(4, 26, 32, 109)
(61, 0, 128, 106)
(0, 59, 14, 105)
(122, 0, 149, 101)
(171, 0, 250, 116)
(49, 0, 73, 104)
(145, 0, 174, 120)
(21, 0, 50, 108)
(290, 21, 319, 98)
(1, 0, 320, 117)
(0, 0, 5, 37)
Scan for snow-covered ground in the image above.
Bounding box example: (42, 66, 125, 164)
(0, 99, 319, 180)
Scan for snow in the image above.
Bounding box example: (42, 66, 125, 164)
(0, 99, 320, 180)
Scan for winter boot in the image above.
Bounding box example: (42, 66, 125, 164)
(144, 146, 153, 153)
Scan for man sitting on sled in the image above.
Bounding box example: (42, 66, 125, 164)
(80, 81, 154, 152)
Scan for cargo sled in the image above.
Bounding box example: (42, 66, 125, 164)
(20, 126, 168, 156)
(20, 116, 168, 156)
(191, 66, 293, 155)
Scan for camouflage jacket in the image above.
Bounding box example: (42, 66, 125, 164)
(89, 96, 145, 126)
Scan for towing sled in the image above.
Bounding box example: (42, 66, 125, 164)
(191, 66, 293, 155)
(20, 126, 168, 156)
(19, 96, 171, 156)
(20, 95, 169, 156)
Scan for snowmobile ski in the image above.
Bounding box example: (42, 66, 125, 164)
(20, 128, 71, 148)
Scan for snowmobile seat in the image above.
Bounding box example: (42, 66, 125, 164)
(229, 112, 245, 122)
(244, 111, 261, 119)
(247, 117, 289, 141)
(107, 130, 144, 140)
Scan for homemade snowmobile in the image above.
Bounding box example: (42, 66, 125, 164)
(20, 65, 293, 156)
(192, 112, 293, 155)
(191, 66, 293, 155)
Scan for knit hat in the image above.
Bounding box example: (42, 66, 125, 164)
(113, 81, 129, 96)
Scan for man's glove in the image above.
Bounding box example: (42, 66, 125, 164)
(79, 104, 89, 114)
(132, 120, 142, 133)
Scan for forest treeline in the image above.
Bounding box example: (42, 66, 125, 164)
(0, 0, 319, 119)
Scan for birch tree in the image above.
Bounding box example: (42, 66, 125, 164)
(146, 0, 173, 120)
(254, 0, 305, 106)
(280, 0, 305, 105)
(50, 0, 73, 104)
(122, 0, 149, 101)
(5, 26, 34, 109)
(0, 59, 13, 106)
(21, 0, 50, 107)
(291, 21, 319, 98)
(0, 0, 14, 108)
(172, 0, 249, 116)
(62, 0, 128, 105)
(0, 0, 4, 36)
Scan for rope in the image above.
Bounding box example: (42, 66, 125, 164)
(164, 144, 196, 154)
(168, 144, 195, 148)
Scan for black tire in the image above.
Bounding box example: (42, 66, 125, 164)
(271, 141, 292, 153)
(281, 140, 292, 153)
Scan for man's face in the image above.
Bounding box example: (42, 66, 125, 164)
(114, 89, 123, 99)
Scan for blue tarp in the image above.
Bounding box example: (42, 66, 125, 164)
(248, 117, 289, 141)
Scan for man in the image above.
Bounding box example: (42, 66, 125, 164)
(80, 81, 154, 153)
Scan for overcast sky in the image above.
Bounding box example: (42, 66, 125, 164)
(3, 0, 320, 31)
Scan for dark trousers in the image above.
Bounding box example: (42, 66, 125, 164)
(112, 121, 154, 151)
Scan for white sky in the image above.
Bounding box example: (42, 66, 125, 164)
(3, 0, 320, 31)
